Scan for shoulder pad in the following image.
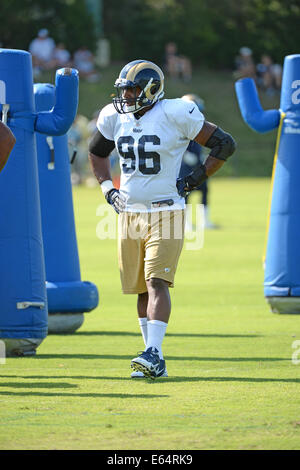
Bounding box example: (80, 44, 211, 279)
(161, 98, 192, 119)
(97, 103, 118, 140)
(99, 103, 117, 120)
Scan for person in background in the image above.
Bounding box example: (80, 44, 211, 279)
(164, 42, 192, 82)
(0, 121, 16, 173)
(256, 55, 283, 95)
(29, 29, 56, 77)
(233, 47, 256, 80)
(73, 46, 100, 83)
(256, 54, 274, 93)
(87, 110, 100, 136)
(179, 94, 219, 230)
(67, 114, 90, 185)
(53, 43, 72, 68)
(86, 110, 120, 188)
(271, 62, 283, 91)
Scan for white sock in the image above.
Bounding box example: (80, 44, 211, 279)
(146, 320, 167, 360)
(138, 317, 148, 347)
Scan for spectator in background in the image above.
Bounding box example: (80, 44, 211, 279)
(256, 54, 273, 92)
(29, 29, 56, 76)
(233, 47, 256, 80)
(272, 62, 283, 91)
(256, 55, 283, 95)
(87, 109, 100, 136)
(164, 42, 192, 82)
(179, 94, 218, 230)
(53, 43, 72, 68)
(67, 114, 90, 185)
(87, 110, 120, 188)
(73, 46, 100, 83)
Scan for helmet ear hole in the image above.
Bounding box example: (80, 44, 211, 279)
(150, 84, 159, 95)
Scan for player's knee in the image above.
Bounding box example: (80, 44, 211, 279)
(147, 277, 169, 291)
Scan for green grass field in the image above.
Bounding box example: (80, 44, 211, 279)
(1, 178, 300, 450)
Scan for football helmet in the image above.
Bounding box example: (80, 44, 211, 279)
(181, 93, 205, 112)
(113, 60, 164, 114)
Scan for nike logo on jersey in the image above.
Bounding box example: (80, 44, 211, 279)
(189, 107, 195, 114)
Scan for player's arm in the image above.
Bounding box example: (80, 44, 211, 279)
(177, 121, 236, 196)
(88, 129, 113, 184)
(88, 129, 125, 213)
(0, 122, 16, 173)
(195, 121, 236, 176)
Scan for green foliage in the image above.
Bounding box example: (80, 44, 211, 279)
(103, 0, 300, 68)
(0, 0, 96, 53)
(1, 0, 299, 68)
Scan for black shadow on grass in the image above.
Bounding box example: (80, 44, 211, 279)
(163, 377, 300, 384)
(33, 354, 288, 362)
(0, 391, 168, 398)
(74, 331, 262, 338)
(167, 356, 288, 362)
(1, 376, 299, 384)
(0, 382, 77, 389)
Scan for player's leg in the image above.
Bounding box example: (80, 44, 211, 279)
(137, 291, 148, 346)
(131, 210, 184, 378)
(132, 283, 169, 378)
(184, 193, 194, 231)
(130, 278, 171, 379)
(200, 180, 208, 207)
(145, 277, 170, 360)
(145, 210, 184, 357)
(146, 278, 171, 323)
(131, 292, 149, 378)
(118, 212, 149, 378)
(200, 181, 218, 229)
(118, 212, 147, 294)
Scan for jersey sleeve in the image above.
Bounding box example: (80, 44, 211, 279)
(96, 103, 117, 141)
(163, 98, 205, 140)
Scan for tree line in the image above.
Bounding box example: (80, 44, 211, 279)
(104, 0, 300, 68)
(0, 0, 299, 69)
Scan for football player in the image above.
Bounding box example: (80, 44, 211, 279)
(0, 121, 16, 173)
(89, 60, 236, 379)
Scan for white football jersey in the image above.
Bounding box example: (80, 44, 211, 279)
(97, 98, 205, 212)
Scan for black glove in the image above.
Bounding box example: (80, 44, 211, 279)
(177, 162, 208, 198)
(105, 188, 126, 214)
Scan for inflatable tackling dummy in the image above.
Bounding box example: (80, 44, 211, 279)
(235, 54, 300, 314)
(34, 83, 99, 333)
(0, 49, 77, 355)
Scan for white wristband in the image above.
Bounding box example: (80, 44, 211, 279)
(100, 179, 114, 196)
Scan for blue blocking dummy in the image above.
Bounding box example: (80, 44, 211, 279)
(235, 54, 300, 314)
(34, 83, 99, 333)
(0, 49, 79, 355)
(0, 49, 46, 355)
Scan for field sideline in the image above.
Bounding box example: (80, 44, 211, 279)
(1, 177, 300, 450)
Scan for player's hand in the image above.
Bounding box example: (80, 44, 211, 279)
(176, 177, 193, 198)
(105, 188, 126, 214)
(177, 163, 208, 198)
